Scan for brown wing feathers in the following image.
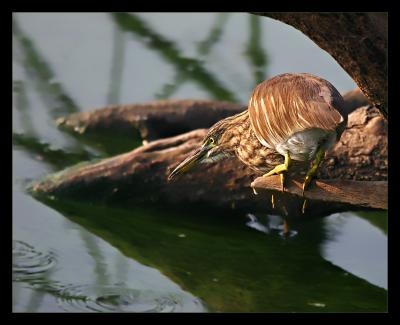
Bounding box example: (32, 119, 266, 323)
(248, 73, 346, 149)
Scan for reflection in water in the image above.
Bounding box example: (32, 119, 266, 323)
(56, 284, 205, 312)
(245, 15, 268, 84)
(245, 213, 299, 237)
(245, 213, 270, 234)
(12, 133, 95, 170)
(12, 238, 207, 313)
(155, 13, 231, 99)
(321, 212, 388, 289)
(12, 12, 386, 312)
(12, 18, 79, 118)
(111, 13, 238, 102)
(107, 24, 126, 105)
(34, 198, 386, 312)
(13, 16, 99, 164)
(13, 81, 37, 137)
(78, 231, 110, 286)
(197, 13, 230, 56)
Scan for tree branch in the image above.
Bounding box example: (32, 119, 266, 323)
(253, 12, 387, 119)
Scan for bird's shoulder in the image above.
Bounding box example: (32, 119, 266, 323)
(248, 73, 347, 149)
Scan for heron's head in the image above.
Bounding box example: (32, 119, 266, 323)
(168, 113, 245, 180)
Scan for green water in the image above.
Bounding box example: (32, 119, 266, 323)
(12, 12, 386, 312)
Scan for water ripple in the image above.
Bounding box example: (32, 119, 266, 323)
(56, 284, 205, 312)
(13, 240, 57, 281)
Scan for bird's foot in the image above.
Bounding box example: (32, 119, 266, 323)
(263, 152, 291, 192)
(263, 166, 287, 192)
(264, 163, 288, 177)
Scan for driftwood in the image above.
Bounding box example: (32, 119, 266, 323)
(31, 105, 387, 217)
(253, 12, 387, 119)
(56, 99, 244, 141)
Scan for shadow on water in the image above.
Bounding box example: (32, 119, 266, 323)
(110, 13, 238, 102)
(34, 197, 387, 312)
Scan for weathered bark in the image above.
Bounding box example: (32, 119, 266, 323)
(342, 87, 371, 115)
(31, 105, 387, 217)
(252, 176, 387, 211)
(319, 105, 387, 181)
(253, 12, 388, 119)
(56, 99, 244, 141)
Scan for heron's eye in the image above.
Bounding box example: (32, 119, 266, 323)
(208, 137, 215, 145)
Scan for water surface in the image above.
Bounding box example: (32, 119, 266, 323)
(12, 12, 386, 312)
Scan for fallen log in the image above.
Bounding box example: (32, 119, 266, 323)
(30, 105, 387, 217)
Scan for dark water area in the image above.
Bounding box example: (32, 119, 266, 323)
(12, 12, 386, 312)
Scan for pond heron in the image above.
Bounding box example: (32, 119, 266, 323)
(168, 73, 347, 218)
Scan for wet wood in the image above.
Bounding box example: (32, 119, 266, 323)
(254, 12, 387, 119)
(31, 105, 387, 217)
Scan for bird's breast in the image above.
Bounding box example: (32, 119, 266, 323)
(235, 138, 283, 172)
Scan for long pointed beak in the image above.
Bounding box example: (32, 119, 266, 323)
(168, 146, 209, 180)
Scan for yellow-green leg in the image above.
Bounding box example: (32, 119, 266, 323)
(264, 152, 292, 192)
(302, 147, 325, 196)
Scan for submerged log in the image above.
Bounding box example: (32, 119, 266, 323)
(31, 105, 387, 217)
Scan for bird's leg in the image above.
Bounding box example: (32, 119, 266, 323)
(263, 152, 292, 192)
(302, 147, 325, 196)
